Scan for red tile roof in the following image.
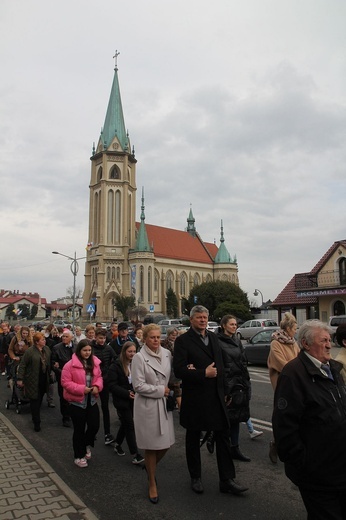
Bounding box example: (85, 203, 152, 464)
(272, 275, 318, 306)
(135, 223, 218, 264)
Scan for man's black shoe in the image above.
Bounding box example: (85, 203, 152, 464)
(62, 418, 71, 427)
(219, 479, 248, 495)
(230, 446, 251, 462)
(191, 478, 204, 494)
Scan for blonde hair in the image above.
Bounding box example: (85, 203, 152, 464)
(143, 323, 160, 341)
(280, 312, 297, 332)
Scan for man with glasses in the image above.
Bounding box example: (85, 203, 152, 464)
(52, 329, 75, 427)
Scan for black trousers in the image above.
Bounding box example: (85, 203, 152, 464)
(57, 377, 70, 421)
(29, 391, 45, 427)
(115, 406, 138, 454)
(69, 402, 100, 459)
(186, 429, 235, 481)
(99, 385, 111, 435)
(300, 487, 346, 520)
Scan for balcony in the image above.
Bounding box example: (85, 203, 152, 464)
(295, 270, 346, 290)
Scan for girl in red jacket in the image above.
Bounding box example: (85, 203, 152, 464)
(61, 339, 103, 467)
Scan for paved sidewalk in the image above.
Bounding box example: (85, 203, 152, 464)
(0, 412, 98, 520)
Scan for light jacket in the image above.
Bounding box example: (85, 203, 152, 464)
(61, 353, 103, 404)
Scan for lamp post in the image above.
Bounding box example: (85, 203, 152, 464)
(253, 289, 264, 306)
(52, 251, 86, 331)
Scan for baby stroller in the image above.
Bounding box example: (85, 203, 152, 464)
(5, 359, 30, 414)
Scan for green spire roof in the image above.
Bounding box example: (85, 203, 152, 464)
(215, 220, 232, 263)
(101, 66, 127, 150)
(187, 205, 196, 237)
(134, 188, 151, 252)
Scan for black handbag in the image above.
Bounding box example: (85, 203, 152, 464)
(166, 392, 176, 411)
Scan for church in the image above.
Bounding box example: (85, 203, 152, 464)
(83, 61, 239, 321)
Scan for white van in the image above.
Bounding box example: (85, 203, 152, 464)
(328, 315, 346, 344)
(157, 319, 182, 327)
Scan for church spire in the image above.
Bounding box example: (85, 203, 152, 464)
(187, 204, 196, 237)
(214, 220, 232, 263)
(101, 53, 127, 150)
(134, 188, 151, 252)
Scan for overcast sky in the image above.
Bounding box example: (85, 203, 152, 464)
(1, 0, 345, 307)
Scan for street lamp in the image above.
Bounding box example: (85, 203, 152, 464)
(253, 289, 264, 306)
(52, 251, 86, 331)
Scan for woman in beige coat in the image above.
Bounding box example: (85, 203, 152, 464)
(267, 312, 300, 463)
(132, 324, 175, 504)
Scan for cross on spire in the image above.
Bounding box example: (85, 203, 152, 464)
(113, 50, 120, 70)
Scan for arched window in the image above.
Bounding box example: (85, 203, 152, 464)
(116, 267, 120, 280)
(107, 266, 111, 281)
(94, 192, 100, 245)
(333, 300, 345, 315)
(148, 267, 152, 302)
(166, 271, 173, 291)
(193, 273, 200, 286)
(107, 190, 114, 243)
(109, 166, 121, 179)
(97, 167, 103, 182)
(115, 190, 121, 243)
(339, 258, 346, 285)
(140, 266, 144, 302)
(180, 272, 187, 296)
(206, 274, 212, 283)
(112, 267, 116, 280)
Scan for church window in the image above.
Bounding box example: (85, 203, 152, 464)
(97, 167, 103, 182)
(166, 271, 173, 291)
(140, 266, 144, 301)
(107, 190, 114, 243)
(148, 267, 152, 301)
(115, 190, 121, 243)
(110, 166, 121, 179)
(180, 272, 187, 296)
(193, 273, 200, 286)
(112, 267, 116, 280)
(107, 267, 111, 281)
(116, 267, 120, 280)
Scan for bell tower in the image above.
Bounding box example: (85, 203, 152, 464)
(84, 54, 137, 320)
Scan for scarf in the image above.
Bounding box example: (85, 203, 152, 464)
(143, 343, 162, 363)
(271, 329, 295, 345)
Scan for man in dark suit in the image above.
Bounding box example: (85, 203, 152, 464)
(173, 305, 248, 495)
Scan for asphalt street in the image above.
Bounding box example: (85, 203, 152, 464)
(1, 362, 309, 520)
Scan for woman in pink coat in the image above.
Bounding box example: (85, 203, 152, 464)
(61, 339, 103, 468)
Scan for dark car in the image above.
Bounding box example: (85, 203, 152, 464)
(243, 327, 280, 365)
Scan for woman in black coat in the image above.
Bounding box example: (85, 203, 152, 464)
(217, 314, 251, 462)
(107, 341, 144, 465)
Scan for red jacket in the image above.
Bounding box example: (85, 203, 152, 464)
(61, 353, 103, 403)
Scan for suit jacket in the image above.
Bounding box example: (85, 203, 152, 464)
(173, 327, 228, 431)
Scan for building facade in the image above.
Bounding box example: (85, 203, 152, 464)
(272, 240, 346, 324)
(83, 66, 239, 321)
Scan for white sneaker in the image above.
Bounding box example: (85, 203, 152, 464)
(74, 457, 88, 467)
(85, 446, 92, 460)
(250, 429, 263, 440)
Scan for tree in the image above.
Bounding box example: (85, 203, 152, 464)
(30, 304, 38, 320)
(188, 281, 251, 321)
(5, 303, 15, 319)
(166, 288, 178, 318)
(113, 294, 135, 321)
(128, 305, 148, 323)
(66, 286, 83, 300)
(214, 301, 252, 322)
(18, 303, 30, 319)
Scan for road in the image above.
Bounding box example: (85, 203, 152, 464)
(1, 365, 307, 520)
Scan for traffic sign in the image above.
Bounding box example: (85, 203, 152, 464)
(86, 303, 95, 314)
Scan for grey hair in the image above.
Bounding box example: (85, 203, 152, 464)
(166, 327, 179, 336)
(190, 305, 209, 317)
(297, 319, 332, 349)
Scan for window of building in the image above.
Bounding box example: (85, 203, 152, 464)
(339, 258, 346, 285)
(97, 167, 103, 182)
(110, 166, 121, 179)
(166, 271, 173, 291)
(148, 267, 152, 301)
(193, 273, 200, 286)
(180, 272, 187, 296)
(140, 266, 144, 302)
(107, 190, 114, 243)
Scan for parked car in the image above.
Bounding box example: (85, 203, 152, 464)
(53, 320, 71, 328)
(157, 319, 182, 326)
(328, 315, 346, 343)
(244, 327, 280, 365)
(236, 319, 278, 340)
(207, 321, 219, 333)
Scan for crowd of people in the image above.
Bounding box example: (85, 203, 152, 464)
(2, 310, 346, 517)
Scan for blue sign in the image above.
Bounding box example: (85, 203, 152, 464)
(149, 305, 154, 312)
(86, 303, 95, 314)
(194, 296, 198, 304)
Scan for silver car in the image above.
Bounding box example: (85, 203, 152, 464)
(236, 319, 278, 340)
